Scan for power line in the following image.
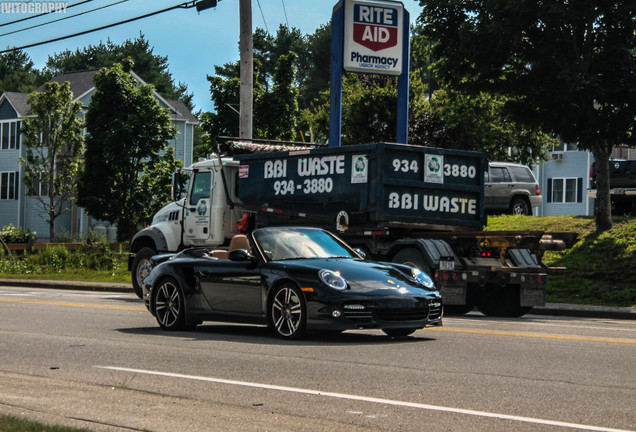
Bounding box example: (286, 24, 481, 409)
(0, 0, 130, 38)
(281, 0, 289, 28)
(0, 1, 199, 54)
(255, 0, 268, 34)
(0, 0, 95, 28)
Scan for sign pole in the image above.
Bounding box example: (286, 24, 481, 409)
(329, 1, 345, 147)
(330, 0, 409, 147)
(396, 7, 409, 144)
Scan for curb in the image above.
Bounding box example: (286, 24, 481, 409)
(0, 278, 131, 293)
(533, 303, 636, 320)
(1, 278, 634, 320)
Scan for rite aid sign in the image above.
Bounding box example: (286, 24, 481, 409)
(343, 0, 405, 75)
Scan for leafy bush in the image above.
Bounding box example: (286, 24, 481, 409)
(37, 246, 70, 271)
(0, 234, 125, 274)
(0, 224, 36, 244)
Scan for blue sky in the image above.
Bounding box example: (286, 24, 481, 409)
(1, 0, 423, 112)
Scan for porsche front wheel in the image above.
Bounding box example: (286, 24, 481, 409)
(269, 284, 306, 339)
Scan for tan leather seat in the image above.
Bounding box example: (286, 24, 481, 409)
(208, 235, 250, 260)
(228, 234, 251, 253)
(209, 250, 228, 259)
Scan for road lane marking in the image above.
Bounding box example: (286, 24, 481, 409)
(1, 297, 633, 344)
(98, 366, 633, 432)
(0, 298, 145, 311)
(429, 327, 636, 344)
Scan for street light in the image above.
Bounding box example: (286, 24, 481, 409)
(196, 0, 217, 12)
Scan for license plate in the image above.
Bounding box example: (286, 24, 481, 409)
(439, 259, 455, 271)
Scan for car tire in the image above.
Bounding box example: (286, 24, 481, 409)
(132, 247, 155, 299)
(153, 277, 189, 331)
(444, 305, 475, 315)
(269, 284, 306, 339)
(392, 248, 431, 274)
(383, 328, 417, 338)
(509, 198, 530, 216)
(476, 283, 532, 318)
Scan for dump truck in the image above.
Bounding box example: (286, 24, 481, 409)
(130, 138, 576, 317)
(588, 159, 636, 215)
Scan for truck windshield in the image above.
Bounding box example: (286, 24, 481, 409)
(253, 227, 355, 261)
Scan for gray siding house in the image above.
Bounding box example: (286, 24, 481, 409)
(0, 69, 198, 241)
(533, 144, 595, 216)
(533, 145, 635, 217)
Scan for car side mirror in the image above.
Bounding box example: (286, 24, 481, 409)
(228, 249, 256, 262)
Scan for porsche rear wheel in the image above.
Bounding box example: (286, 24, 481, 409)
(269, 284, 306, 339)
(153, 277, 188, 331)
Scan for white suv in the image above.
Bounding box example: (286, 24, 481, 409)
(485, 162, 542, 215)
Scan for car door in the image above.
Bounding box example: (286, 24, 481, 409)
(196, 261, 263, 314)
(485, 166, 513, 210)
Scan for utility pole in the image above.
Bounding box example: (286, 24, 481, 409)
(239, 0, 253, 139)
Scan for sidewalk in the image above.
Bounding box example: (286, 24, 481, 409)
(1, 278, 635, 320)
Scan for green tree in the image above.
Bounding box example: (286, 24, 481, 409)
(202, 26, 302, 145)
(19, 82, 84, 240)
(139, 146, 183, 224)
(45, 35, 194, 110)
(77, 61, 177, 241)
(0, 50, 47, 93)
(296, 23, 332, 110)
(420, 89, 556, 165)
(254, 25, 305, 92)
(420, 0, 635, 231)
(255, 52, 299, 140)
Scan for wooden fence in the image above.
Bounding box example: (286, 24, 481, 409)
(1, 242, 129, 253)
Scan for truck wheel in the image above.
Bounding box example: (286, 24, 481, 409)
(132, 247, 155, 299)
(444, 305, 475, 315)
(392, 248, 431, 275)
(477, 283, 532, 318)
(509, 198, 530, 215)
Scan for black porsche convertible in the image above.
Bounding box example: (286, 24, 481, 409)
(141, 226, 443, 339)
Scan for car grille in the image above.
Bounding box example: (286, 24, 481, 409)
(376, 307, 430, 321)
(428, 304, 443, 320)
(343, 309, 374, 321)
(342, 301, 442, 323)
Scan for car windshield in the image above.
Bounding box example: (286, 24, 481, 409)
(253, 227, 356, 261)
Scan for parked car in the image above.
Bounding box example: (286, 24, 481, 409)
(141, 226, 443, 339)
(484, 162, 542, 215)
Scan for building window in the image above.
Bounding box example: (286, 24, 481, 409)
(0, 171, 19, 200)
(29, 174, 49, 197)
(547, 177, 583, 203)
(0, 121, 20, 150)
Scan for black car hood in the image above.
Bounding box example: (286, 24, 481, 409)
(272, 258, 437, 296)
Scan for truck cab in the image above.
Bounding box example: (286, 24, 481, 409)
(129, 157, 242, 297)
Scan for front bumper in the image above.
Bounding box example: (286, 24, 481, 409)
(305, 296, 443, 331)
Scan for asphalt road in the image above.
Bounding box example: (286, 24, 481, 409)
(0, 285, 634, 432)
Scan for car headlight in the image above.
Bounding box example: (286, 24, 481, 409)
(319, 269, 347, 291)
(412, 268, 435, 289)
